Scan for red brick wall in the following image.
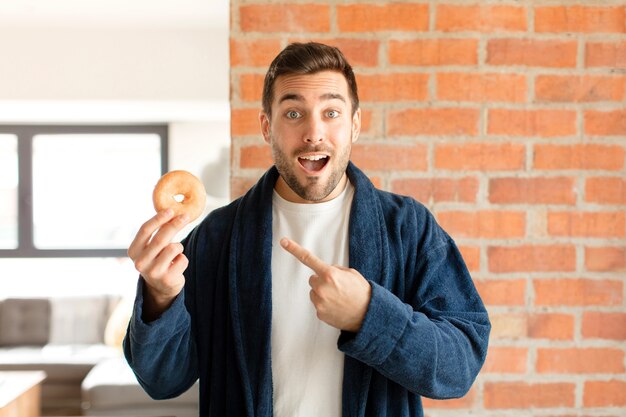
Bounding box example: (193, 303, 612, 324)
(230, 2, 626, 415)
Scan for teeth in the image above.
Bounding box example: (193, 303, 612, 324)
(299, 155, 328, 161)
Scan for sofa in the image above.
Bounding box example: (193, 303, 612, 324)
(82, 357, 198, 417)
(0, 296, 198, 416)
(0, 296, 120, 413)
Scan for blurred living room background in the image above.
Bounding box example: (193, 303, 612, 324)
(0, 0, 230, 299)
(0, 0, 228, 415)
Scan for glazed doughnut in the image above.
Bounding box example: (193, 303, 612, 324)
(152, 170, 207, 222)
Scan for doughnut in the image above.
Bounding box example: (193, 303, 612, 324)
(152, 170, 207, 222)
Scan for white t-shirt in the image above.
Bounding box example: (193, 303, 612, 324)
(271, 181, 355, 417)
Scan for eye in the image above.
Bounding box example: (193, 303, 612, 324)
(327, 110, 340, 118)
(286, 110, 301, 119)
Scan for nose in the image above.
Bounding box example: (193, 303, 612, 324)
(303, 115, 324, 143)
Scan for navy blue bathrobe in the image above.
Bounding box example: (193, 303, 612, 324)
(124, 162, 491, 417)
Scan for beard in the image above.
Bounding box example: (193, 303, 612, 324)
(270, 136, 352, 202)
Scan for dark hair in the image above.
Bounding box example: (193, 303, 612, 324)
(262, 42, 359, 118)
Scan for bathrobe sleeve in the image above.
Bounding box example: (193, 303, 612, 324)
(123, 231, 200, 400)
(338, 199, 491, 399)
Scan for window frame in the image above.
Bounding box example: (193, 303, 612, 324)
(0, 124, 168, 258)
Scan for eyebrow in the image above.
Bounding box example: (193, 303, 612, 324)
(278, 93, 347, 104)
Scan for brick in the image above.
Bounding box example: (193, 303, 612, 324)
(239, 4, 330, 33)
(357, 109, 372, 135)
(387, 108, 479, 136)
(534, 144, 625, 171)
(474, 278, 526, 306)
(351, 144, 427, 171)
(583, 312, 626, 340)
(537, 348, 624, 374)
(548, 211, 625, 238)
(389, 39, 478, 66)
(230, 38, 282, 67)
(231, 108, 261, 136)
(489, 177, 576, 205)
(337, 3, 429, 32)
(290, 38, 380, 67)
(240, 144, 272, 169)
(487, 39, 577, 68)
(538, 415, 606, 417)
(239, 73, 265, 102)
(488, 245, 576, 273)
(535, 6, 625, 33)
(484, 382, 575, 409)
(535, 75, 625, 102)
(391, 177, 479, 204)
(435, 143, 524, 170)
(586, 246, 626, 272)
(488, 109, 576, 137)
(538, 415, 610, 417)
(490, 313, 527, 339)
(368, 176, 383, 189)
(231, 176, 261, 200)
(437, 210, 526, 239)
(528, 313, 574, 340)
(534, 278, 623, 306)
(483, 346, 528, 373)
(328, 39, 380, 68)
(586, 41, 626, 68)
(437, 73, 526, 102)
(585, 177, 626, 205)
(436, 5, 527, 32)
(356, 73, 429, 102)
(422, 388, 476, 409)
(584, 380, 626, 407)
(585, 110, 626, 136)
(458, 246, 480, 272)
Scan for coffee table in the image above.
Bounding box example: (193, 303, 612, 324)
(0, 371, 46, 417)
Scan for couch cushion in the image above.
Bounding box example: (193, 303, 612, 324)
(82, 357, 199, 408)
(0, 344, 120, 412)
(49, 296, 118, 344)
(0, 298, 50, 346)
(104, 298, 133, 352)
(0, 344, 120, 365)
(0, 345, 120, 381)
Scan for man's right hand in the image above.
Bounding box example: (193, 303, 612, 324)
(128, 209, 191, 321)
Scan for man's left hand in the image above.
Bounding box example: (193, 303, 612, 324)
(280, 237, 372, 332)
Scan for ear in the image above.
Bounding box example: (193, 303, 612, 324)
(351, 108, 361, 143)
(259, 111, 271, 144)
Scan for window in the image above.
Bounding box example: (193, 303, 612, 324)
(0, 125, 168, 258)
(0, 134, 18, 249)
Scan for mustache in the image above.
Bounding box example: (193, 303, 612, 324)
(292, 145, 334, 155)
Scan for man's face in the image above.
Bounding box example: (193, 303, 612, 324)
(260, 70, 361, 203)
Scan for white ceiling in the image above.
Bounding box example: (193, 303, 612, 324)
(0, 0, 228, 28)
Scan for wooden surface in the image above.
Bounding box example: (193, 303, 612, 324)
(0, 371, 46, 417)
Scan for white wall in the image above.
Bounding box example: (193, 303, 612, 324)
(0, 27, 229, 118)
(0, 27, 227, 101)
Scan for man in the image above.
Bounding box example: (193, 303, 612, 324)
(125, 42, 490, 417)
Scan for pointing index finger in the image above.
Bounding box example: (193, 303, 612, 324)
(280, 238, 329, 275)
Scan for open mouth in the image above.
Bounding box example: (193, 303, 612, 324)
(298, 154, 329, 173)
